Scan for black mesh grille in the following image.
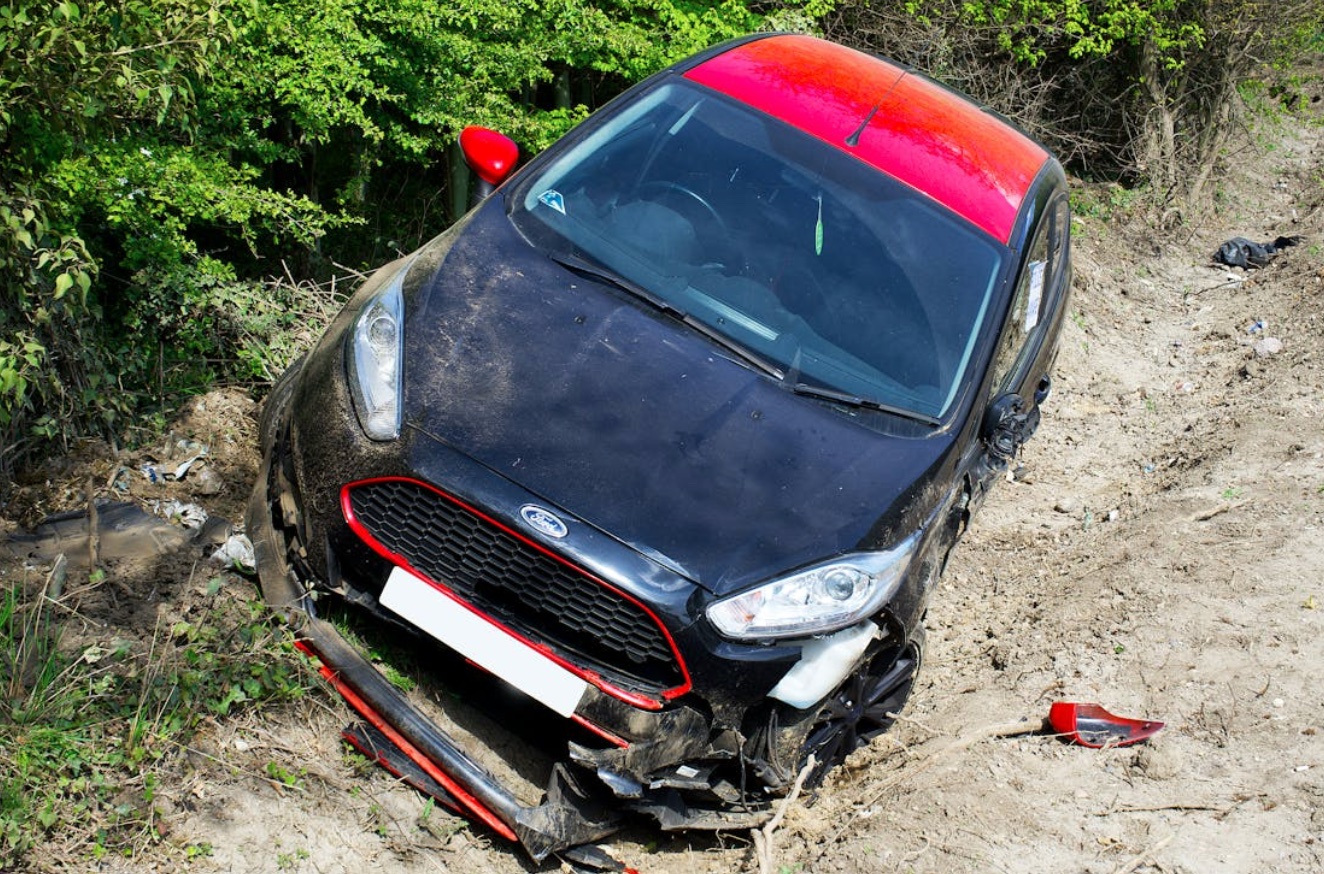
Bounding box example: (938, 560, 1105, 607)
(348, 479, 683, 691)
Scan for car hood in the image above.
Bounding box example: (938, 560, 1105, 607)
(401, 204, 953, 594)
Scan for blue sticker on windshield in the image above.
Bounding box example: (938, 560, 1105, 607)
(539, 190, 566, 215)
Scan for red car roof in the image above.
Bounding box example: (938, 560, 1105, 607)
(685, 35, 1049, 244)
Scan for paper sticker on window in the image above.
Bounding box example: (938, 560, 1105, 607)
(539, 190, 566, 215)
(1024, 261, 1045, 331)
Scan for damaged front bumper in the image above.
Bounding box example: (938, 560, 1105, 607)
(248, 451, 849, 861)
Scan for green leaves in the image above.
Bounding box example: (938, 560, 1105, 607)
(0, 0, 803, 462)
(1, 581, 314, 867)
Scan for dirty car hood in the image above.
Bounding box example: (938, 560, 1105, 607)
(401, 205, 951, 593)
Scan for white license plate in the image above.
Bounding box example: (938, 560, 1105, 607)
(379, 566, 588, 717)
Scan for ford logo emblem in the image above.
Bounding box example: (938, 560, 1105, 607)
(520, 504, 568, 539)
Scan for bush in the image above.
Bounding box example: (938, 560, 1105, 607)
(821, 0, 1324, 206)
(1, 0, 793, 472)
(0, 0, 332, 466)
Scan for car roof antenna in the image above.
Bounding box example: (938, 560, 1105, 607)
(844, 104, 880, 148)
(845, 72, 908, 148)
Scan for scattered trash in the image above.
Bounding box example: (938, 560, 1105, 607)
(210, 534, 256, 574)
(139, 440, 211, 484)
(1048, 701, 1164, 748)
(1214, 235, 1302, 269)
(170, 451, 208, 481)
(110, 467, 133, 493)
(151, 499, 208, 529)
(1247, 319, 1266, 334)
(559, 843, 640, 874)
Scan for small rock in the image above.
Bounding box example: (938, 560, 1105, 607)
(194, 467, 223, 496)
(1054, 497, 1080, 514)
(1253, 337, 1283, 357)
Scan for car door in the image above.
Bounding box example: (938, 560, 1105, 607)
(967, 189, 1072, 507)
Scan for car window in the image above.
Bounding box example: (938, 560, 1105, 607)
(989, 196, 1069, 392)
(512, 80, 1009, 420)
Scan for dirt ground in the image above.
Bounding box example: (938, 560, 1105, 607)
(4, 103, 1323, 874)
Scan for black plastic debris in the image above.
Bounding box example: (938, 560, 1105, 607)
(559, 843, 640, 873)
(1214, 235, 1302, 269)
(0, 500, 229, 564)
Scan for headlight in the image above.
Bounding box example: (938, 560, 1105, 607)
(706, 533, 919, 640)
(347, 258, 411, 440)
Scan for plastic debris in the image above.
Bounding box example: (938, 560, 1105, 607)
(0, 501, 190, 564)
(210, 534, 256, 573)
(170, 451, 207, 481)
(140, 441, 211, 484)
(1214, 235, 1302, 269)
(1048, 701, 1164, 748)
(151, 499, 208, 529)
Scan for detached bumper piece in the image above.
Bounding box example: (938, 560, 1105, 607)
(304, 614, 621, 856)
(252, 464, 613, 860)
(342, 722, 460, 814)
(249, 457, 768, 863)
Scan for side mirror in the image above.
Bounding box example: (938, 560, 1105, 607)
(982, 393, 1039, 466)
(459, 126, 519, 199)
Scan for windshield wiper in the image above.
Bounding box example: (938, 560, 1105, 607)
(548, 251, 687, 317)
(791, 382, 941, 426)
(549, 251, 783, 380)
(679, 314, 784, 380)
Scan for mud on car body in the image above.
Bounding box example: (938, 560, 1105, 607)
(247, 33, 1072, 861)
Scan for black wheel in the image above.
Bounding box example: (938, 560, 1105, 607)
(798, 636, 922, 787)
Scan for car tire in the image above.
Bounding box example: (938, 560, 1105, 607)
(747, 628, 923, 794)
(796, 630, 923, 788)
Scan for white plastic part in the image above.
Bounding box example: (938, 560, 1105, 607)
(767, 621, 880, 710)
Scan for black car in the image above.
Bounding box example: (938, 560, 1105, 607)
(247, 33, 1071, 861)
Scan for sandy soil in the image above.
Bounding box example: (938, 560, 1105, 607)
(3, 104, 1322, 874)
